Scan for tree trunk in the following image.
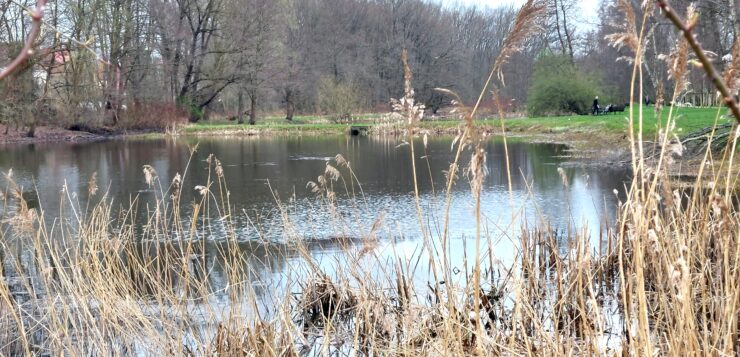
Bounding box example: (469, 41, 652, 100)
(249, 93, 257, 125)
(202, 106, 211, 121)
(237, 91, 244, 124)
(552, 0, 567, 57)
(285, 89, 294, 121)
(559, 0, 574, 61)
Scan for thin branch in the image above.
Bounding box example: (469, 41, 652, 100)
(0, 0, 47, 80)
(657, 0, 740, 124)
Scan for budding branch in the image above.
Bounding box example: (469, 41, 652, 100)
(0, 0, 47, 80)
(657, 0, 740, 124)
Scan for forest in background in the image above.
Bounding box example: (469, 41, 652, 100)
(0, 0, 738, 131)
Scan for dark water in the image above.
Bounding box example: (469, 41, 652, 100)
(0, 136, 629, 298)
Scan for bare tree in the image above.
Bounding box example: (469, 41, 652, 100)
(152, 0, 241, 121)
(547, 0, 577, 61)
(2, 0, 736, 130)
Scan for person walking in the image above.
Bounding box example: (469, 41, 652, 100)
(592, 96, 600, 115)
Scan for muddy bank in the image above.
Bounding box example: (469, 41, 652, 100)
(0, 125, 165, 145)
(0, 125, 103, 144)
(414, 124, 631, 164)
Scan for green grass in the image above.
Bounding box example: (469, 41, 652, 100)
(185, 122, 348, 133)
(420, 107, 727, 136)
(184, 107, 729, 138)
(185, 113, 373, 134)
(495, 106, 728, 137)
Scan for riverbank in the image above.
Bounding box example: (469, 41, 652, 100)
(0, 125, 103, 144)
(0, 124, 165, 145)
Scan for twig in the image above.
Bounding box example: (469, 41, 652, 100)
(657, 0, 740, 124)
(0, 0, 47, 80)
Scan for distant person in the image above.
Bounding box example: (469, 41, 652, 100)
(645, 95, 651, 106)
(592, 96, 600, 115)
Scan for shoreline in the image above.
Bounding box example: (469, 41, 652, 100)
(0, 116, 724, 177)
(0, 121, 637, 166)
(1, 107, 723, 146)
(0, 125, 163, 145)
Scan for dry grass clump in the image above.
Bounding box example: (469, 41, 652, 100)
(203, 321, 297, 356)
(119, 102, 188, 130)
(295, 274, 357, 327)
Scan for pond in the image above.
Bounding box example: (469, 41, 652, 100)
(0, 135, 628, 286)
(0, 135, 627, 228)
(0, 135, 636, 353)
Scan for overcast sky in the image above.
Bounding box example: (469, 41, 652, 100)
(442, 0, 601, 30)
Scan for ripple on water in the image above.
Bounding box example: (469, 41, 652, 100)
(289, 156, 333, 161)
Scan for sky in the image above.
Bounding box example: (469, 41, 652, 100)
(443, 0, 601, 31)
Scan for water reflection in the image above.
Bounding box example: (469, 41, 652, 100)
(0, 136, 629, 295)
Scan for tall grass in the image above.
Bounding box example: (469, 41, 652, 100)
(0, 0, 738, 356)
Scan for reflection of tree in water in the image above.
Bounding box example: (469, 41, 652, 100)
(0, 136, 629, 244)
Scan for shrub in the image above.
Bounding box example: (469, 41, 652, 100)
(120, 102, 188, 130)
(317, 77, 363, 122)
(527, 54, 601, 116)
(176, 95, 205, 122)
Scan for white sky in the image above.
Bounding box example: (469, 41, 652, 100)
(442, 0, 601, 31)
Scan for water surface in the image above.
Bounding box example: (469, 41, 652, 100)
(0, 135, 629, 294)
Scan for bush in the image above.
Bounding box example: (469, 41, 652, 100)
(176, 95, 205, 122)
(120, 102, 188, 130)
(527, 54, 600, 116)
(317, 77, 363, 122)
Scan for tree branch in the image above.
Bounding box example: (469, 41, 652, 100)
(0, 0, 47, 80)
(657, 0, 740, 124)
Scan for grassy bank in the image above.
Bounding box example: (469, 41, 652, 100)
(3, 107, 719, 147)
(184, 121, 349, 135)
(184, 107, 727, 141)
(498, 106, 727, 137)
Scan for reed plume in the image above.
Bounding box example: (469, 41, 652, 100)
(723, 38, 740, 94)
(660, 35, 690, 98)
(492, 0, 547, 86)
(391, 49, 425, 130)
(605, 0, 641, 60)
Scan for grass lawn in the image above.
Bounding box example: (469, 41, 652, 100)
(496, 107, 730, 137)
(184, 116, 349, 134)
(419, 107, 729, 137)
(184, 107, 731, 138)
